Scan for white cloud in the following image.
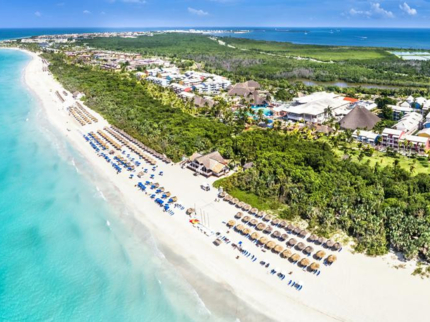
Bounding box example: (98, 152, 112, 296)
(399, 2, 417, 15)
(34, 11, 42, 17)
(188, 7, 209, 16)
(83, 10, 91, 14)
(348, 3, 394, 19)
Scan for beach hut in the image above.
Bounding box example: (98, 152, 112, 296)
(317, 237, 327, 245)
(186, 208, 195, 215)
(296, 242, 306, 251)
(290, 253, 301, 263)
(279, 233, 288, 242)
(235, 212, 243, 219)
(278, 221, 287, 229)
(250, 232, 260, 240)
(298, 230, 309, 238)
(308, 234, 318, 242)
(263, 214, 272, 222)
(315, 250, 326, 260)
(227, 220, 236, 228)
(327, 255, 337, 264)
(309, 262, 320, 272)
(242, 215, 251, 223)
(271, 219, 280, 226)
(287, 238, 298, 247)
(250, 207, 258, 214)
(273, 245, 284, 254)
(293, 227, 302, 235)
(266, 241, 276, 250)
(286, 224, 295, 232)
(256, 211, 265, 218)
(299, 258, 310, 268)
(272, 230, 281, 239)
(263, 225, 273, 234)
(259, 236, 268, 245)
(304, 246, 314, 255)
(242, 228, 251, 235)
(256, 223, 266, 231)
(326, 240, 335, 248)
(250, 219, 258, 226)
(333, 242, 342, 251)
(281, 249, 292, 259)
(231, 198, 239, 205)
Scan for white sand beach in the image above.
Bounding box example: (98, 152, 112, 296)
(21, 49, 430, 322)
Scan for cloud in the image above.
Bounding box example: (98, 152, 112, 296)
(399, 2, 417, 15)
(348, 2, 394, 19)
(34, 11, 42, 17)
(122, 0, 147, 3)
(83, 10, 91, 14)
(188, 7, 209, 16)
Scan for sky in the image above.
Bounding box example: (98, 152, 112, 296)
(0, 0, 430, 28)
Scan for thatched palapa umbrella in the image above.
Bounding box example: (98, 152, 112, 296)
(256, 223, 266, 231)
(237, 201, 245, 208)
(263, 225, 273, 234)
(304, 246, 314, 255)
(293, 227, 301, 235)
(263, 214, 272, 222)
(235, 224, 245, 232)
(309, 262, 320, 272)
(317, 237, 327, 245)
(250, 232, 260, 240)
(242, 215, 251, 223)
(171, 196, 178, 202)
(250, 219, 258, 226)
(234, 212, 243, 219)
(218, 191, 226, 198)
(224, 195, 233, 202)
(315, 250, 326, 260)
(243, 204, 251, 212)
(326, 240, 335, 248)
(164, 192, 171, 197)
(287, 238, 298, 247)
(242, 228, 251, 235)
(256, 211, 265, 218)
(231, 198, 239, 205)
(186, 208, 195, 215)
(333, 242, 342, 251)
(250, 207, 258, 214)
(308, 234, 318, 242)
(281, 249, 292, 259)
(272, 230, 281, 239)
(286, 224, 295, 232)
(299, 258, 310, 267)
(273, 244, 284, 254)
(290, 253, 301, 262)
(280, 233, 288, 241)
(227, 220, 236, 227)
(266, 241, 276, 249)
(298, 230, 309, 238)
(259, 236, 268, 244)
(327, 255, 337, 264)
(271, 219, 280, 226)
(278, 221, 287, 228)
(296, 242, 306, 251)
(154, 183, 160, 188)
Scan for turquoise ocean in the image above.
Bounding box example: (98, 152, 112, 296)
(0, 49, 224, 321)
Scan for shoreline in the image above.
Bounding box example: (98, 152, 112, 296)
(16, 48, 430, 322)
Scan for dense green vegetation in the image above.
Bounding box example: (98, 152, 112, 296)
(45, 53, 430, 263)
(79, 33, 430, 88)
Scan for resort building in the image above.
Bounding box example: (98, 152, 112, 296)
(187, 151, 230, 177)
(389, 105, 414, 121)
(339, 106, 380, 130)
(381, 128, 405, 149)
(352, 130, 380, 146)
(351, 101, 377, 111)
(417, 128, 430, 138)
(392, 112, 422, 134)
(286, 92, 350, 124)
(401, 135, 430, 152)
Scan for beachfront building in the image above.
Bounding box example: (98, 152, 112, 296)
(352, 130, 380, 146)
(389, 105, 414, 121)
(339, 106, 380, 130)
(381, 128, 405, 149)
(392, 112, 422, 134)
(286, 92, 349, 124)
(146, 76, 170, 87)
(351, 101, 377, 111)
(401, 135, 430, 153)
(417, 128, 430, 138)
(187, 151, 230, 177)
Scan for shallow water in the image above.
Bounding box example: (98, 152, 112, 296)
(0, 49, 224, 321)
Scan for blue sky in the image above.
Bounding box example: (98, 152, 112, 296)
(0, 0, 429, 28)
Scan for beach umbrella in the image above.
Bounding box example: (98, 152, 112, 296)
(256, 223, 266, 231)
(308, 234, 318, 242)
(171, 196, 178, 202)
(309, 262, 320, 272)
(250, 219, 258, 226)
(224, 195, 233, 202)
(273, 245, 284, 254)
(243, 204, 251, 212)
(287, 238, 298, 247)
(279, 233, 288, 241)
(272, 230, 281, 239)
(298, 230, 309, 238)
(317, 237, 327, 245)
(293, 227, 302, 235)
(237, 201, 245, 208)
(231, 198, 239, 205)
(235, 212, 243, 219)
(186, 208, 195, 215)
(227, 220, 236, 228)
(219, 191, 226, 198)
(250, 232, 260, 240)
(242, 216, 251, 223)
(326, 240, 335, 248)
(271, 219, 280, 226)
(259, 236, 268, 244)
(164, 192, 171, 197)
(235, 224, 245, 232)
(296, 242, 306, 251)
(154, 183, 160, 188)
(299, 258, 310, 267)
(242, 228, 251, 235)
(327, 255, 337, 264)
(304, 246, 314, 255)
(333, 242, 342, 251)
(278, 221, 287, 228)
(286, 224, 295, 232)
(263, 214, 272, 222)
(250, 207, 258, 214)
(290, 253, 301, 262)
(256, 211, 265, 218)
(315, 250, 326, 260)
(263, 225, 273, 234)
(281, 249, 292, 259)
(266, 241, 276, 249)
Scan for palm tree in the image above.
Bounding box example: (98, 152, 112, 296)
(256, 109, 265, 124)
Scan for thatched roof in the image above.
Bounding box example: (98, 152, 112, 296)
(272, 230, 281, 238)
(259, 236, 268, 244)
(281, 249, 292, 258)
(278, 221, 287, 228)
(299, 258, 310, 267)
(273, 245, 284, 253)
(290, 253, 301, 262)
(296, 242, 306, 251)
(250, 219, 258, 226)
(251, 232, 260, 240)
(235, 212, 243, 219)
(326, 240, 335, 248)
(227, 220, 236, 227)
(266, 241, 276, 249)
(263, 214, 272, 222)
(339, 106, 380, 130)
(256, 223, 266, 231)
(333, 242, 342, 251)
(304, 246, 314, 254)
(308, 234, 318, 242)
(280, 233, 288, 241)
(271, 219, 280, 226)
(315, 250, 326, 259)
(256, 211, 265, 218)
(242, 216, 251, 223)
(288, 238, 297, 246)
(310, 262, 320, 271)
(298, 230, 309, 238)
